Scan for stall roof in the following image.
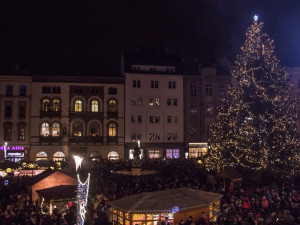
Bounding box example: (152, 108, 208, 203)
(110, 188, 222, 213)
(36, 185, 76, 200)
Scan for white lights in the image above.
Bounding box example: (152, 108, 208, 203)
(77, 173, 90, 224)
(254, 15, 258, 22)
(74, 155, 83, 172)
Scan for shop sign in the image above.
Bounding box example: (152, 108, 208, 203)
(0, 146, 24, 151)
(7, 152, 24, 157)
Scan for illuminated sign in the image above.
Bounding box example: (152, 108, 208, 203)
(0, 146, 24, 151)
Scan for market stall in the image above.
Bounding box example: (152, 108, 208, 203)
(110, 188, 222, 225)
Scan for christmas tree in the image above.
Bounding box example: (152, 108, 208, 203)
(208, 16, 300, 175)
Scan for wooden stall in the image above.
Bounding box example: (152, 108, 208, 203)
(110, 188, 222, 225)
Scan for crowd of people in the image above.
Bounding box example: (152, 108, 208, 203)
(1, 158, 300, 225)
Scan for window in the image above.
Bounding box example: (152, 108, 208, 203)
(52, 87, 61, 93)
(219, 84, 225, 95)
(72, 121, 83, 136)
(42, 99, 51, 112)
(18, 126, 25, 140)
(190, 104, 197, 116)
(148, 150, 160, 158)
(167, 133, 177, 141)
(190, 84, 196, 96)
(4, 127, 12, 140)
(138, 115, 142, 123)
(168, 81, 176, 89)
(19, 86, 26, 96)
(206, 105, 213, 116)
(167, 116, 172, 123)
(74, 99, 83, 112)
(90, 122, 100, 136)
(133, 80, 141, 88)
(155, 98, 160, 106)
(19, 105, 26, 118)
(53, 152, 65, 161)
(52, 99, 60, 112)
(167, 98, 171, 106)
(52, 123, 60, 136)
(166, 149, 180, 159)
(190, 126, 198, 137)
(131, 133, 137, 141)
(149, 115, 160, 123)
(108, 99, 118, 112)
(108, 87, 117, 95)
(108, 122, 117, 136)
(108, 151, 119, 160)
(5, 105, 12, 118)
(206, 84, 213, 96)
(149, 133, 160, 141)
(137, 98, 142, 105)
(173, 98, 178, 106)
(151, 80, 159, 88)
(131, 115, 136, 123)
(91, 100, 99, 112)
(189, 143, 208, 158)
(6, 85, 13, 96)
(35, 152, 48, 161)
(149, 98, 154, 106)
(41, 123, 50, 136)
(42, 86, 51, 93)
(131, 97, 136, 105)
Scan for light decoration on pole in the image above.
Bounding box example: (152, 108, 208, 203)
(73, 155, 90, 225)
(3, 142, 7, 160)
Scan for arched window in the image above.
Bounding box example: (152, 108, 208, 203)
(74, 99, 83, 112)
(36, 152, 48, 161)
(52, 99, 60, 112)
(90, 151, 101, 161)
(72, 121, 83, 136)
(107, 151, 119, 160)
(91, 100, 99, 112)
(42, 99, 51, 112)
(108, 122, 117, 137)
(52, 123, 60, 136)
(53, 151, 65, 161)
(41, 123, 50, 136)
(89, 122, 100, 136)
(108, 99, 118, 112)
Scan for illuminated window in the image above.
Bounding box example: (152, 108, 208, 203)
(90, 122, 100, 136)
(91, 100, 99, 112)
(52, 123, 60, 136)
(72, 121, 83, 136)
(108, 151, 119, 160)
(155, 98, 160, 106)
(42, 99, 51, 112)
(52, 99, 60, 112)
(108, 122, 117, 136)
(149, 98, 154, 106)
(53, 151, 65, 161)
(148, 150, 160, 158)
(166, 149, 180, 158)
(189, 143, 208, 158)
(36, 151, 48, 161)
(108, 99, 118, 112)
(41, 123, 50, 136)
(74, 99, 83, 112)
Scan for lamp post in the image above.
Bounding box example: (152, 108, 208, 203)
(74, 155, 90, 225)
(3, 142, 8, 160)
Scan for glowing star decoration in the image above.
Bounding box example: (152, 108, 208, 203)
(77, 173, 90, 225)
(254, 15, 258, 22)
(171, 206, 179, 214)
(74, 155, 83, 172)
(6, 168, 12, 173)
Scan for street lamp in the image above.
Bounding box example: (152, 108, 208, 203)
(3, 142, 8, 160)
(73, 155, 90, 225)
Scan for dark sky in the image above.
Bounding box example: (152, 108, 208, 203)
(0, 0, 299, 75)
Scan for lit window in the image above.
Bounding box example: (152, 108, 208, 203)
(35, 152, 48, 161)
(52, 123, 60, 136)
(108, 122, 117, 136)
(108, 151, 119, 160)
(72, 121, 83, 136)
(148, 150, 160, 158)
(166, 149, 180, 158)
(90, 122, 100, 136)
(52, 99, 60, 112)
(74, 99, 83, 112)
(53, 151, 65, 161)
(42, 99, 51, 112)
(190, 104, 197, 116)
(91, 100, 99, 112)
(108, 99, 118, 112)
(155, 98, 160, 106)
(149, 98, 154, 106)
(41, 123, 50, 136)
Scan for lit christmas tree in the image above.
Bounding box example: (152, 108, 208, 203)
(208, 16, 300, 175)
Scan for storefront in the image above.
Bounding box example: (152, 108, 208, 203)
(0, 145, 26, 162)
(188, 143, 208, 158)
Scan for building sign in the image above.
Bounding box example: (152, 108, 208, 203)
(0, 146, 24, 151)
(7, 152, 24, 157)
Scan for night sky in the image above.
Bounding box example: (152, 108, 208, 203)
(0, 0, 299, 76)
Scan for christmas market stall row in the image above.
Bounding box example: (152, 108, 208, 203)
(110, 188, 222, 225)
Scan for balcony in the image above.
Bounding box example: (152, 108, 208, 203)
(107, 111, 118, 119)
(40, 111, 61, 118)
(69, 136, 104, 144)
(40, 136, 62, 143)
(69, 111, 104, 120)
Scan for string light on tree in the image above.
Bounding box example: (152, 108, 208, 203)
(254, 15, 258, 22)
